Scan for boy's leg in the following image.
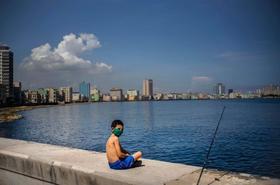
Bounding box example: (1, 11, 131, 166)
(132, 151, 142, 161)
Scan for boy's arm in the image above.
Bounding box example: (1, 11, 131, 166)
(114, 138, 129, 158)
(120, 144, 130, 155)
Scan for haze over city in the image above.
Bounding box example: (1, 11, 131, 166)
(0, 0, 279, 93)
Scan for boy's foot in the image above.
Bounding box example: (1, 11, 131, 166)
(132, 160, 142, 168)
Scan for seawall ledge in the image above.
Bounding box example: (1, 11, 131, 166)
(0, 137, 279, 185)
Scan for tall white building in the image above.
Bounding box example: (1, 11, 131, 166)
(142, 79, 153, 99)
(59, 87, 73, 103)
(47, 88, 58, 103)
(214, 83, 225, 95)
(0, 44, 13, 103)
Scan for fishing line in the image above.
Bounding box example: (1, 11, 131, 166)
(196, 106, 226, 185)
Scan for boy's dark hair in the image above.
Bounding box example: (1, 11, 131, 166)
(111, 120, 124, 129)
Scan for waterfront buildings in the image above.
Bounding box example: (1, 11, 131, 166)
(110, 88, 123, 101)
(47, 88, 58, 103)
(142, 79, 153, 100)
(0, 44, 13, 104)
(59, 87, 73, 103)
(153, 93, 163, 100)
(126, 89, 139, 101)
(22, 90, 31, 104)
(90, 88, 100, 102)
(102, 94, 111, 102)
(261, 84, 280, 96)
(72, 92, 81, 102)
(37, 88, 48, 104)
(30, 90, 41, 104)
(79, 81, 90, 100)
(13, 81, 22, 105)
(214, 83, 226, 96)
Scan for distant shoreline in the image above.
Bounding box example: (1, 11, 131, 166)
(0, 105, 56, 123)
(1, 98, 279, 123)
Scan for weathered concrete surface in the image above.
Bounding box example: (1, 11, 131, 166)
(0, 137, 279, 185)
(167, 169, 280, 185)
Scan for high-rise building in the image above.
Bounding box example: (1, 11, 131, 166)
(79, 81, 90, 99)
(0, 84, 6, 104)
(214, 83, 225, 95)
(142, 79, 153, 99)
(0, 44, 13, 103)
(59, 87, 73, 103)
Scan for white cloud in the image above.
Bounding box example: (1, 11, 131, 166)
(21, 33, 112, 73)
(192, 76, 212, 82)
(190, 76, 213, 93)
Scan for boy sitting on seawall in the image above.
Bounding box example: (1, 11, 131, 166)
(106, 120, 142, 169)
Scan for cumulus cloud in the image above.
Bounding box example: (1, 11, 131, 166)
(21, 33, 112, 72)
(16, 33, 112, 89)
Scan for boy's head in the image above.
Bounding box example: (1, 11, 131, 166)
(111, 120, 124, 137)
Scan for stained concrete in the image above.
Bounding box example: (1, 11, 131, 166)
(0, 137, 279, 185)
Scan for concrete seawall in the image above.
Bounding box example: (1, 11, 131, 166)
(0, 137, 279, 185)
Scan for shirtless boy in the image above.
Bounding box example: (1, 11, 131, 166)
(106, 120, 142, 169)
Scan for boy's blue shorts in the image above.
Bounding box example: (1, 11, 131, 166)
(109, 156, 135, 170)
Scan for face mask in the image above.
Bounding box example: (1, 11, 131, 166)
(112, 128, 123, 137)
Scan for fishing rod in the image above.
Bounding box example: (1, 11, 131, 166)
(196, 106, 226, 185)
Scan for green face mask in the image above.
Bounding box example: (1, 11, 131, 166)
(112, 128, 123, 137)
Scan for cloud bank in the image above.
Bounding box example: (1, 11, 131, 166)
(17, 33, 112, 89)
(21, 33, 112, 73)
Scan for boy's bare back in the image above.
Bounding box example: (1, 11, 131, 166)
(106, 134, 121, 163)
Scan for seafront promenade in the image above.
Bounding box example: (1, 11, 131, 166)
(0, 137, 279, 185)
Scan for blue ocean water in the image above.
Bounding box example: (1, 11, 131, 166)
(0, 99, 279, 177)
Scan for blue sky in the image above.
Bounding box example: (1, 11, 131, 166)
(0, 0, 279, 92)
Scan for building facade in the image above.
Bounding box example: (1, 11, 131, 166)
(59, 87, 73, 103)
(47, 88, 58, 103)
(127, 89, 139, 101)
(142, 79, 153, 99)
(37, 88, 49, 104)
(214, 83, 226, 95)
(110, 88, 123, 101)
(72, 92, 81, 102)
(90, 88, 100, 102)
(261, 85, 280, 96)
(79, 81, 90, 99)
(13, 81, 22, 105)
(102, 94, 111, 102)
(0, 45, 13, 103)
(30, 90, 41, 104)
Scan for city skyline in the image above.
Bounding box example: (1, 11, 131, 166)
(0, 0, 280, 92)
